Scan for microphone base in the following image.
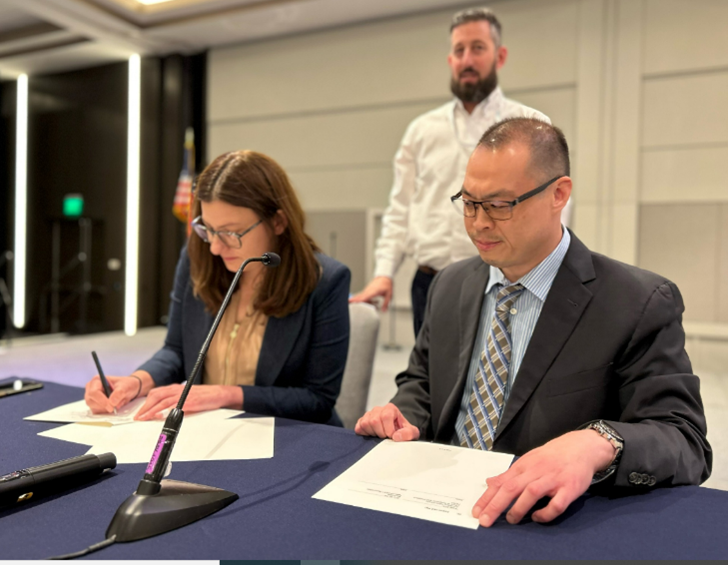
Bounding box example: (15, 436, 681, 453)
(106, 479, 238, 542)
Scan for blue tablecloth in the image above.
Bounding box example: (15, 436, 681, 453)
(1, 382, 726, 559)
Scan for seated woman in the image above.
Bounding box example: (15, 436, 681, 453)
(85, 150, 350, 425)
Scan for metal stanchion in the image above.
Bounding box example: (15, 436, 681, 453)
(45, 218, 95, 334)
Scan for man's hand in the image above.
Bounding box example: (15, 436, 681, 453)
(355, 403, 420, 441)
(472, 429, 617, 526)
(349, 276, 394, 311)
(135, 384, 243, 420)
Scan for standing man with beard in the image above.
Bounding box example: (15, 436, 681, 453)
(350, 7, 551, 337)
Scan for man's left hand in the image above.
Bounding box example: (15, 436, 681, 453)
(472, 429, 616, 526)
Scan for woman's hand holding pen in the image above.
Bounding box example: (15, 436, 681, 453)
(84, 371, 154, 414)
(85, 375, 134, 414)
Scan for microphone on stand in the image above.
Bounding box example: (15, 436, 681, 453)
(106, 252, 281, 542)
(260, 252, 280, 267)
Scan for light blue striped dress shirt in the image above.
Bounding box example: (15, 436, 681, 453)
(454, 228, 571, 446)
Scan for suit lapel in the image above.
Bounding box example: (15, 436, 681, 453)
(255, 306, 306, 386)
(437, 261, 489, 439)
(495, 233, 596, 440)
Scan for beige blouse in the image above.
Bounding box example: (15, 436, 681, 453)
(203, 291, 269, 386)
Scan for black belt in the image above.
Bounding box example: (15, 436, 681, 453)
(417, 265, 439, 276)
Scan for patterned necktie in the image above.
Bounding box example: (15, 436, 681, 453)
(462, 283, 524, 450)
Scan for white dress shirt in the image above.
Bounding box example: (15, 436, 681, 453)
(373, 87, 551, 279)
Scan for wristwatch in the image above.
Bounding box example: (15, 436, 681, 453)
(586, 420, 624, 484)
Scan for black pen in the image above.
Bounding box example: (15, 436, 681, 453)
(91, 351, 116, 415)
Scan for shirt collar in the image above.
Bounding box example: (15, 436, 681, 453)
(485, 227, 571, 302)
(453, 86, 504, 118)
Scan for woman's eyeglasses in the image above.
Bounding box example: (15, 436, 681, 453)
(191, 216, 261, 249)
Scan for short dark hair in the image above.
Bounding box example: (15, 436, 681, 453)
(450, 7, 502, 48)
(478, 117, 570, 179)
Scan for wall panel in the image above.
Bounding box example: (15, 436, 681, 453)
(641, 147, 728, 203)
(496, 0, 579, 89)
(638, 204, 719, 322)
(642, 71, 728, 148)
(208, 100, 438, 169)
(643, 0, 728, 75)
(637, 3, 728, 328)
(572, 203, 599, 250)
(609, 202, 638, 263)
(509, 86, 576, 142)
(720, 205, 728, 324)
(209, 0, 579, 124)
(572, 0, 606, 210)
(208, 12, 452, 121)
(290, 167, 393, 211)
(306, 210, 367, 292)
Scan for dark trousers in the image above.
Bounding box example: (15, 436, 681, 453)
(411, 268, 436, 338)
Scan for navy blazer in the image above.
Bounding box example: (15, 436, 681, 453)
(138, 247, 351, 425)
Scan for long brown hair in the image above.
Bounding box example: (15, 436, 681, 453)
(188, 150, 321, 317)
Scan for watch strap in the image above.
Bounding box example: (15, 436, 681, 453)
(587, 420, 624, 484)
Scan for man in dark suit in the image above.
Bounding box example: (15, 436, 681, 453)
(355, 117, 711, 527)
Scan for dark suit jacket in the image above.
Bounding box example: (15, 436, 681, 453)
(138, 247, 351, 425)
(391, 231, 711, 489)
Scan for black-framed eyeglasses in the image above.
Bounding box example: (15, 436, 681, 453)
(191, 216, 262, 249)
(450, 175, 563, 221)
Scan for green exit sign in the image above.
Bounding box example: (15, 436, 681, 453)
(63, 194, 84, 217)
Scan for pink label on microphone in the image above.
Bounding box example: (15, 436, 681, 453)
(146, 433, 167, 474)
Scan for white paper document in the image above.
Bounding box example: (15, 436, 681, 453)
(25, 398, 148, 426)
(37, 408, 242, 447)
(313, 440, 514, 529)
(38, 410, 274, 463)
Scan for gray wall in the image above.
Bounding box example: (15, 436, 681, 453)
(206, 0, 576, 214)
(635, 0, 728, 325)
(207, 0, 728, 332)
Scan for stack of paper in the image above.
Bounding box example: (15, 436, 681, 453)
(28, 400, 274, 463)
(313, 440, 514, 529)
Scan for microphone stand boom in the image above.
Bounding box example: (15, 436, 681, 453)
(106, 252, 281, 542)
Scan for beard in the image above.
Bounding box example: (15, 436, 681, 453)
(450, 63, 498, 104)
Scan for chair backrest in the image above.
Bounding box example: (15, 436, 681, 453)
(335, 302, 380, 429)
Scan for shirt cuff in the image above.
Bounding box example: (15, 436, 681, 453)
(373, 259, 398, 280)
